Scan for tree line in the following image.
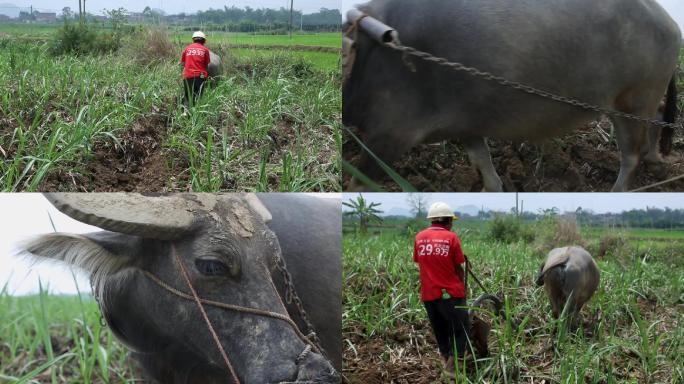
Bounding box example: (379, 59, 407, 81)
(190, 7, 341, 32)
(574, 207, 684, 229)
(458, 207, 684, 230)
(16, 6, 341, 33)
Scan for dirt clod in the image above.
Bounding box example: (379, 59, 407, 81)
(344, 122, 684, 192)
(40, 114, 189, 192)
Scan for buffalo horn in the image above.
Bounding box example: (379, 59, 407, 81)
(44, 193, 197, 240)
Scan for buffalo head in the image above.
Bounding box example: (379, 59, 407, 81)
(21, 193, 339, 384)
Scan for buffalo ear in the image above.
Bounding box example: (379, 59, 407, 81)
(20, 231, 143, 280)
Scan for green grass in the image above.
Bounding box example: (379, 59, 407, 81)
(0, 282, 139, 383)
(343, 218, 684, 383)
(171, 31, 341, 48)
(0, 23, 59, 37)
(0, 24, 341, 48)
(0, 29, 341, 192)
(582, 226, 684, 241)
(230, 48, 339, 71)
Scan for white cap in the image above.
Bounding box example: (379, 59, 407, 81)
(426, 202, 458, 220)
(192, 31, 206, 40)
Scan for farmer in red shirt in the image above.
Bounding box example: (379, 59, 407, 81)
(413, 202, 469, 378)
(180, 31, 211, 110)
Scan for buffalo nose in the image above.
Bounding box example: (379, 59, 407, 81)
(294, 348, 340, 383)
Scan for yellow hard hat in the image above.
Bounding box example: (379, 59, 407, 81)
(426, 202, 458, 220)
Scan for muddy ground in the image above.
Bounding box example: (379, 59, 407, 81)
(343, 119, 684, 192)
(342, 298, 671, 384)
(38, 113, 190, 192)
(31, 107, 327, 192)
(343, 322, 447, 384)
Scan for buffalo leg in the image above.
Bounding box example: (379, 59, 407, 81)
(643, 125, 663, 164)
(548, 289, 564, 320)
(463, 137, 503, 192)
(640, 123, 671, 181)
(612, 118, 648, 192)
(544, 271, 565, 320)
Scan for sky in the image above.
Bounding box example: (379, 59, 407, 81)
(0, 194, 99, 297)
(2, 0, 341, 15)
(341, 0, 684, 29)
(0, 194, 339, 296)
(343, 193, 684, 216)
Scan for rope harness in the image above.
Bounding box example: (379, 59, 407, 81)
(345, 10, 682, 131)
(138, 244, 327, 384)
(384, 41, 681, 130)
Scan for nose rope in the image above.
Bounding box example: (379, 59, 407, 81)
(144, 244, 325, 383)
(172, 244, 241, 384)
(143, 271, 322, 355)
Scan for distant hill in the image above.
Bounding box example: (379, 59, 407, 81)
(382, 207, 412, 217)
(380, 205, 488, 218)
(0, 3, 20, 18)
(454, 205, 482, 217)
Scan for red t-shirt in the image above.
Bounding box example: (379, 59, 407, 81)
(413, 224, 466, 301)
(181, 43, 211, 79)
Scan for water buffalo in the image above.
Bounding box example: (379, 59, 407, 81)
(208, 50, 222, 79)
(343, 0, 681, 192)
(20, 193, 341, 384)
(535, 246, 600, 327)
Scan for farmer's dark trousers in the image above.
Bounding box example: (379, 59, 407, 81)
(183, 76, 206, 108)
(424, 297, 471, 358)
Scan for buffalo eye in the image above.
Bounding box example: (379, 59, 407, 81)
(195, 258, 230, 276)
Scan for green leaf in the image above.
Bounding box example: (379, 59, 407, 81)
(343, 126, 417, 192)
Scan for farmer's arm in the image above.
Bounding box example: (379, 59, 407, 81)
(412, 240, 419, 263)
(452, 235, 466, 282)
(180, 49, 186, 71)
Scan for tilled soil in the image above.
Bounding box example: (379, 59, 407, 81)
(343, 121, 684, 192)
(343, 323, 447, 384)
(343, 298, 677, 384)
(40, 114, 190, 192)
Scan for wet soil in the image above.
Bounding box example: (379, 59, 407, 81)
(343, 323, 447, 384)
(40, 114, 190, 192)
(343, 120, 684, 192)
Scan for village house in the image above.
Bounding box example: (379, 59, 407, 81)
(34, 12, 56, 22)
